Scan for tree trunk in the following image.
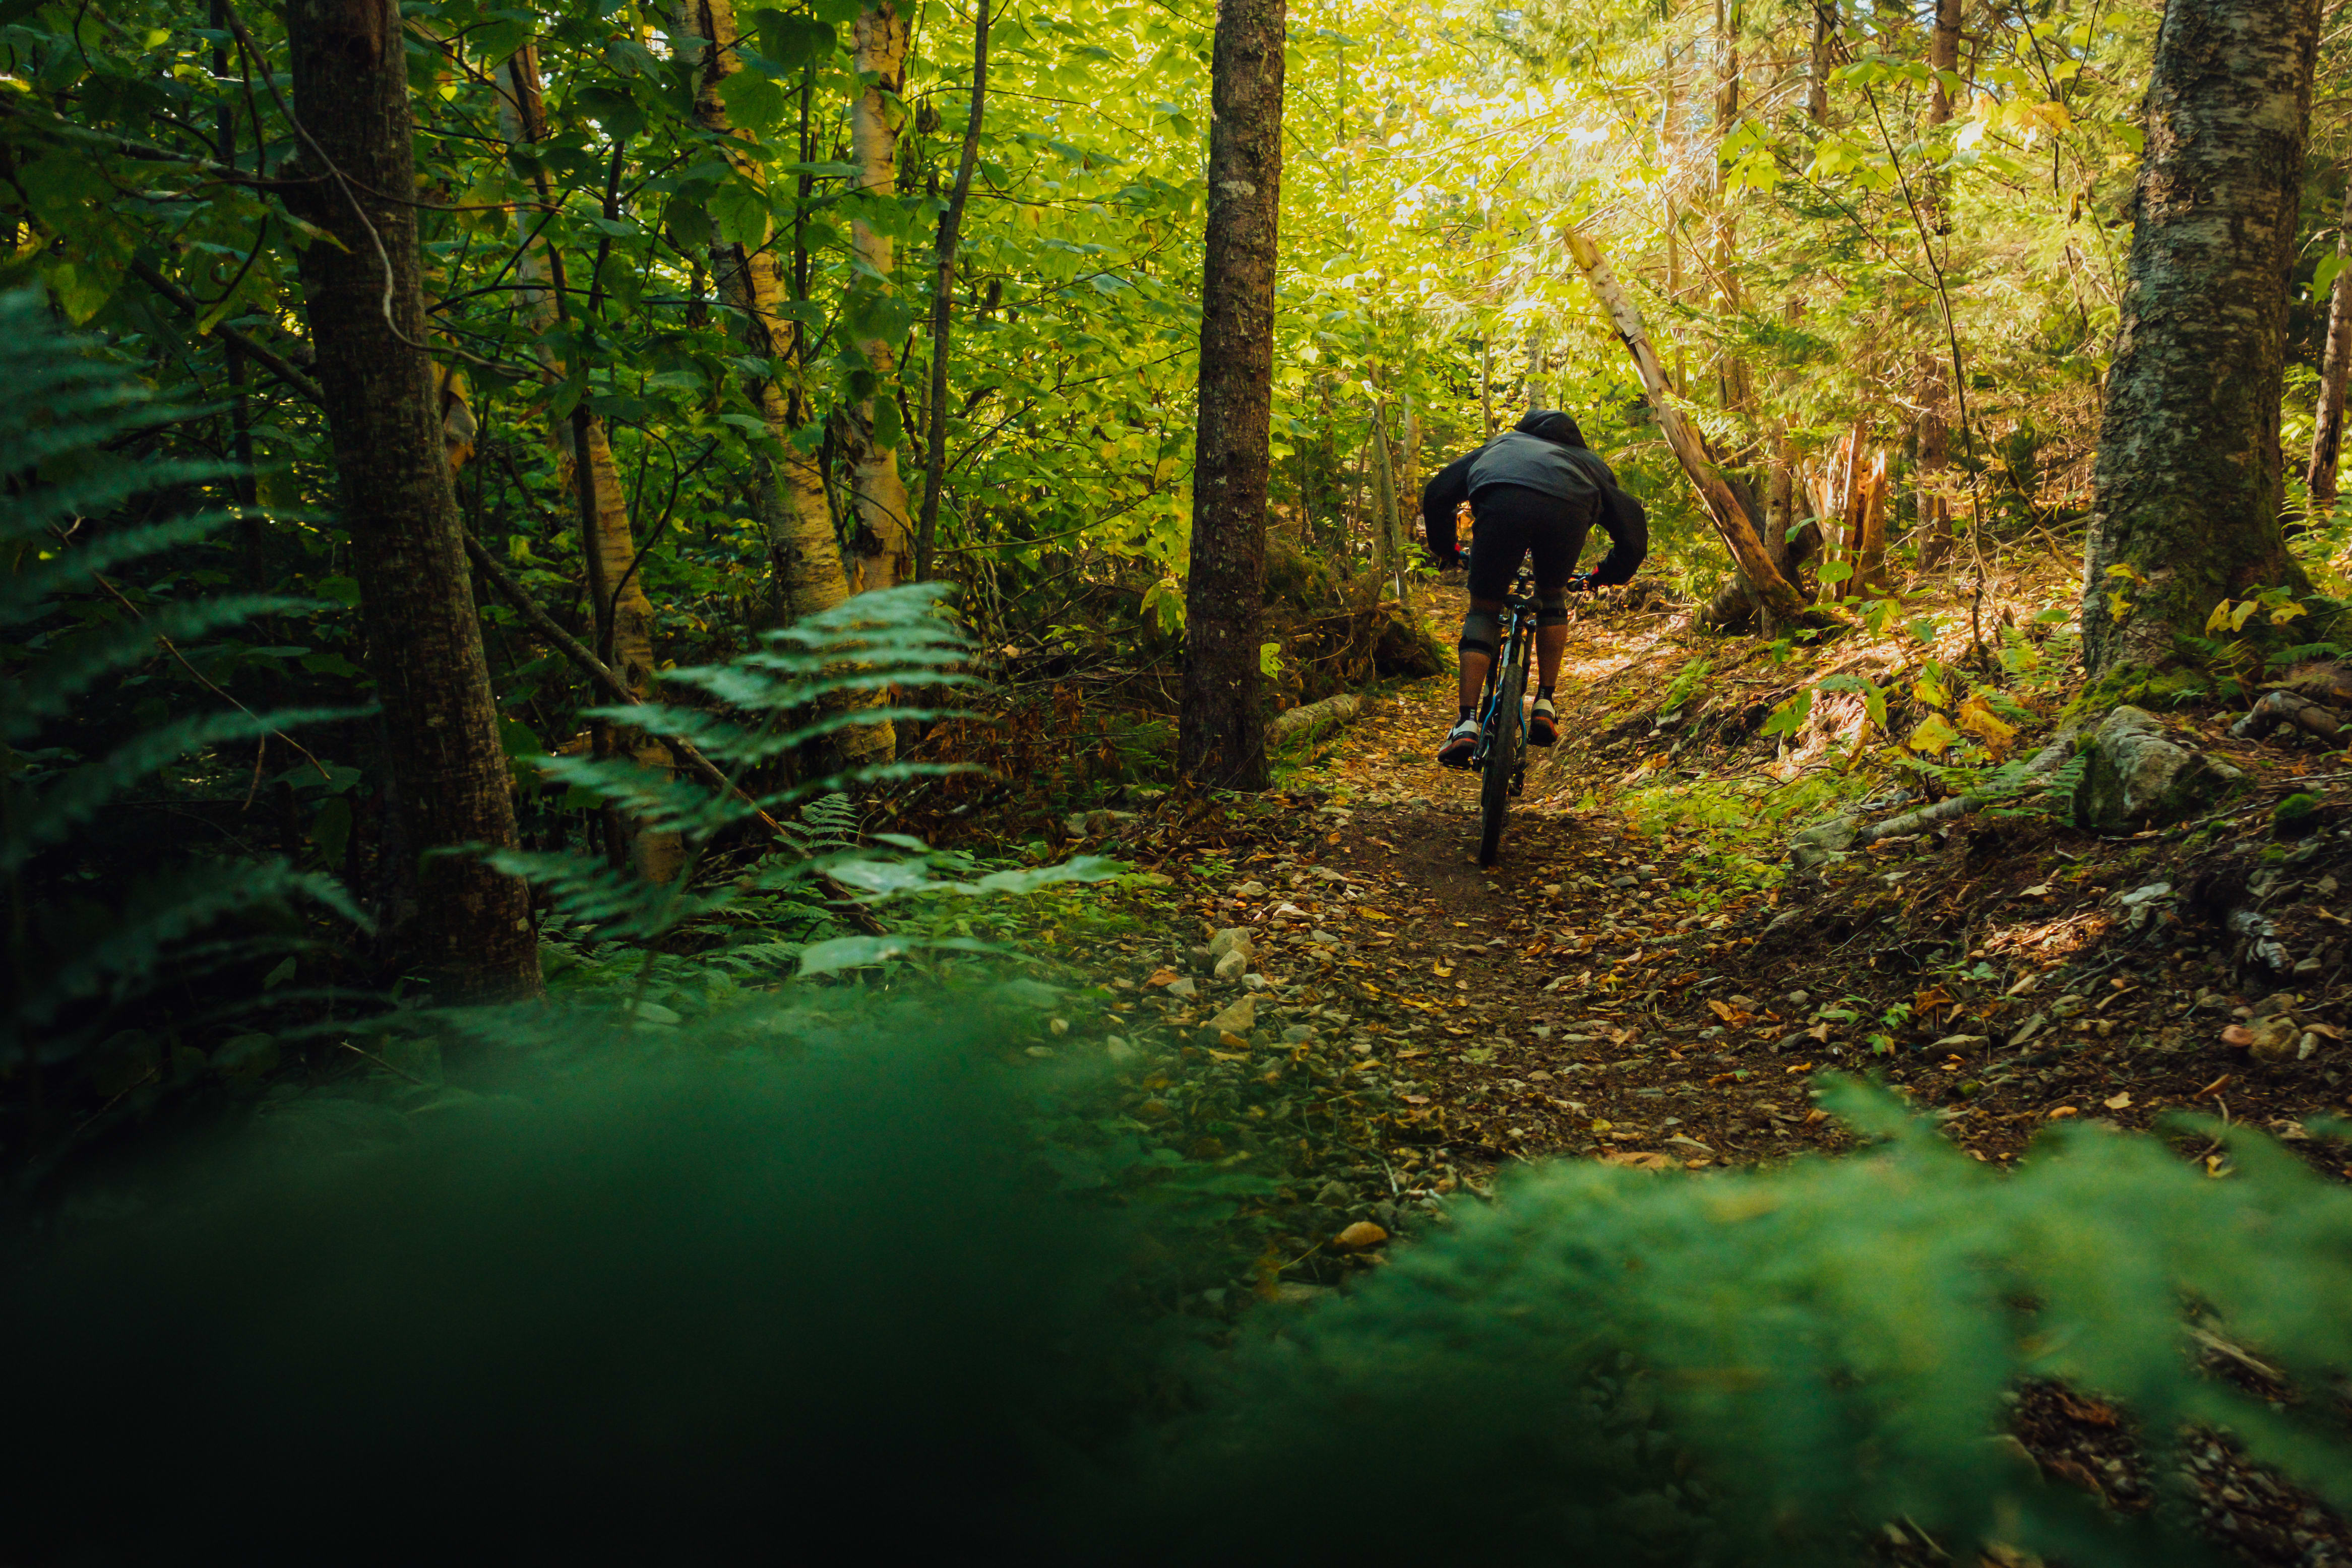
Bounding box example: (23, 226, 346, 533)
(1711, 0, 1754, 424)
(1564, 224, 1817, 629)
(1928, 0, 1960, 121)
(1808, 0, 1834, 124)
(279, 0, 537, 1002)
(846, 1, 916, 591)
(1523, 326, 1545, 412)
(2307, 177, 2352, 507)
(498, 46, 682, 885)
(1852, 451, 1890, 595)
(916, 0, 991, 583)
(1368, 406, 1411, 612)
(676, 0, 893, 768)
(1180, 0, 1284, 791)
(1914, 0, 1961, 567)
(2081, 0, 2319, 673)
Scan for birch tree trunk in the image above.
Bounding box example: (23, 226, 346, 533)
(279, 0, 538, 1002)
(846, 1, 916, 591)
(497, 47, 682, 885)
(1180, 0, 1285, 790)
(2081, 0, 2318, 673)
(1564, 225, 1816, 629)
(676, 0, 894, 767)
(2307, 177, 2352, 507)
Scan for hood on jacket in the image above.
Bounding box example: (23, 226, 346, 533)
(1515, 409, 1587, 449)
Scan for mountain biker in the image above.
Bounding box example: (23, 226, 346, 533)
(1420, 409, 1647, 768)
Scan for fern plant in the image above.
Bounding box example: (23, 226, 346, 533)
(488, 583, 1119, 982)
(1, 289, 362, 1139)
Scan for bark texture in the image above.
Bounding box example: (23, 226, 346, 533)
(677, 0, 894, 767)
(1180, 0, 1284, 791)
(2308, 177, 2352, 505)
(281, 0, 538, 1001)
(2081, 0, 2318, 673)
(846, 1, 915, 590)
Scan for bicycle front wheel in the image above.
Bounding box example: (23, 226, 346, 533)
(1478, 651, 1526, 867)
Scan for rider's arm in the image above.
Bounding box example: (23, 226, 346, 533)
(1420, 454, 1474, 567)
(1588, 497, 1647, 586)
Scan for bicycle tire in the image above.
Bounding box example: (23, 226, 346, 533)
(1478, 648, 1526, 866)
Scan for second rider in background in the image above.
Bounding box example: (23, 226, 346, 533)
(1420, 409, 1648, 768)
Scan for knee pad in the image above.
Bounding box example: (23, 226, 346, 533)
(1536, 593, 1570, 628)
(1457, 609, 1501, 658)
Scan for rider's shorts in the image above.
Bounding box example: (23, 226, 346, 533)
(1464, 484, 1598, 603)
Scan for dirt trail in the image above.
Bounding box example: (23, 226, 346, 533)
(1227, 579, 1857, 1176)
(1056, 570, 2352, 1564)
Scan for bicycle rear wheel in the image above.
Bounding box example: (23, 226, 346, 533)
(1478, 649, 1526, 866)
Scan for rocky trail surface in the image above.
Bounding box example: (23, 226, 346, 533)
(1029, 572, 2352, 1566)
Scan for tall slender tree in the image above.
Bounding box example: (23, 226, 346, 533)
(275, 0, 538, 1001)
(2308, 177, 2352, 508)
(1179, 0, 1286, 790)
(1913, 0, 1961, 565)
(497, 45, 682, 884)
(2080, 0, 2319, 673)
(846, 0, 916, 591)
(916, 0, 992, 584)
(675, 0, 894, 767)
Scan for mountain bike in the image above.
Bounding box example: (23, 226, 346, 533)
(1470, 562, 1538, 867)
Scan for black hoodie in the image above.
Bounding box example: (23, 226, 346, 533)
(1418, 410, 1646, 583)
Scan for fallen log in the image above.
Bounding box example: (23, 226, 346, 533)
(1268, 692, 1364, 748)
(2228, 689, 2345, 744)
(1563, 225, 1826, 633)
(1788, 728, 2078, 871)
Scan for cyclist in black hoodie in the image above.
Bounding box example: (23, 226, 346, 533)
(1420, 409, 1646, 767)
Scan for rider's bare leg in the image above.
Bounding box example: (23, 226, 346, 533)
(1457, 597, 1504, 711)
(1535, 623, 1568, 693)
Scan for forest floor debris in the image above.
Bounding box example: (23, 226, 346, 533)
(1008, 565, 2352, 1565)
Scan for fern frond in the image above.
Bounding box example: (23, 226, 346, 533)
(533, 754, 743, 838)
(4, 594, 324, 738)
(481, 849, 735, 940)
(3, 706, 373, 875)
(795, 792, 860, 853)
(0, 460, 246, 547)
(0, 512, 271, 624)
(8, 860, 368, 1049)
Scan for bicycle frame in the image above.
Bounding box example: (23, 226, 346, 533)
(1470, 564, 1538, 786)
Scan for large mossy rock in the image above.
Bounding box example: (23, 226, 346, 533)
(1372, 607, 1445, 679)
(2073, 705, 2244, 831)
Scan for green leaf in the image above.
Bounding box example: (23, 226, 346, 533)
(709, 177, 770, 247)
(717, 69, 787, 135)
(754, 9, 837, 69)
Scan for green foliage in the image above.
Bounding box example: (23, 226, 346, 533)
(10, 1047, 2352, 1566)
(1, 290, 361, 1082)
(489, 584, 1120, 971)
(1168, 1087, 2352, 1565)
